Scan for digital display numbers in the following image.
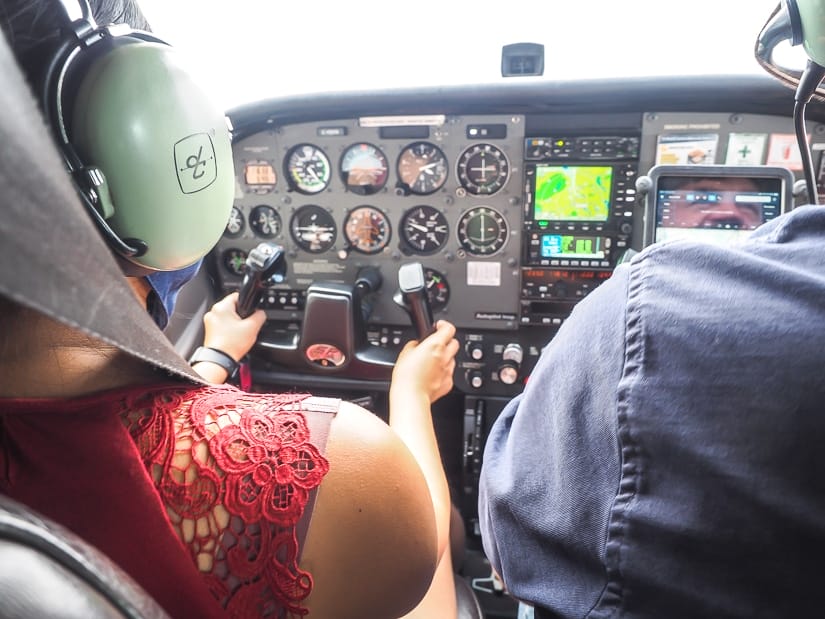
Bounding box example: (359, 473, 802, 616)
(540, 234, 605, 260)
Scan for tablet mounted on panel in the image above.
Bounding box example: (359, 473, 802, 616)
(640, 165, 795, 249)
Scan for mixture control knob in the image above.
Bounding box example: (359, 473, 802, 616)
(466, 341, 484, 361)
(466, 370, 484, 389)
(498, 343, 523, 385)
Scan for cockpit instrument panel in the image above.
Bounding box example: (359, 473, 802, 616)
(216, 107, 817, 397)
(222, 115, 526, 338)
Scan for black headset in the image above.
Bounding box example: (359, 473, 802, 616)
(40, 0, 235, 273)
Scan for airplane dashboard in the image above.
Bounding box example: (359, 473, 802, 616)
(211, 76, 823, 399)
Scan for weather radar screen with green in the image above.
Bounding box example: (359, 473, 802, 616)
(533, 165, 612, 221)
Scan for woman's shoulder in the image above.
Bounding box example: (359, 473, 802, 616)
(121, 384, 438, 618)
(299, 400, 439, 619)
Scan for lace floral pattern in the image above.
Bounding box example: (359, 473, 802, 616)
(120, 385, 330, 618)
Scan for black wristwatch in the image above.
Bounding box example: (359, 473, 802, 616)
(188, 346, 239, 378)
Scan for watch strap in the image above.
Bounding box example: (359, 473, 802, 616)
(188, 346, 239, 378)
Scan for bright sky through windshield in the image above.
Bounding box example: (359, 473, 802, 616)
(138, 0, 799, 110)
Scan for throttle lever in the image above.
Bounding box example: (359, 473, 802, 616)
(393, 262, 435, 339)
(237, 242, 286, 318)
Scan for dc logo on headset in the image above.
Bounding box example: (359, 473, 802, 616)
(175, 133, 218, 194)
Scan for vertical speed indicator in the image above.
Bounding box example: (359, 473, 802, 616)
(400, 205, 449, 255)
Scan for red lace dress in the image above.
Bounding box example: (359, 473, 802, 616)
(0, 383, 336, 619)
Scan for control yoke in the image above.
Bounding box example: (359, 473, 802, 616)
(241, 258, 436, 381)
(393, 262, 436, 339)
(237, 242, 286, 318)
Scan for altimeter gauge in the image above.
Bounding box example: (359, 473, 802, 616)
(397, 141, 449, 195)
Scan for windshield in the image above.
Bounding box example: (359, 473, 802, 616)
(138, 1, 803, 110)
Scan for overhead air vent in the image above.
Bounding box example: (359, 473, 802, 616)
(501, 42, 545, 77)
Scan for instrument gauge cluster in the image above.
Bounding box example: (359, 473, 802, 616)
(224, 114, 525, 333)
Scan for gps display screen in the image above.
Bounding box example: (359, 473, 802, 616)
(533, 165, 612, 222)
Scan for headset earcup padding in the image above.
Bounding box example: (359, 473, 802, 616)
(70, 41, 233, 271)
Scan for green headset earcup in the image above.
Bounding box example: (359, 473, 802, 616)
(797, 0, 825, 67)
(70, 40, 233, 271)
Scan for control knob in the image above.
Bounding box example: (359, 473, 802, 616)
(466, 370, 484, 389)
(466, 341, 484, 361)
(497, 343, 523, 385)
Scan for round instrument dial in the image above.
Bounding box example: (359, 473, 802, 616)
(290, 205, 337, 253)
(400, 206, 449, 255)
(249, 205, 281, 238)
(424, 267, 450, 312)
(457, 206, 509, 255)
(222, 248, 247, 276)
(224, 206, 245, 238)
(340, 143, 389, 195)
(344, 206, 391, 254)
(397, 141, 449, 195)
(285, 144, 331, 194)
(457, 143, 510, 195)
